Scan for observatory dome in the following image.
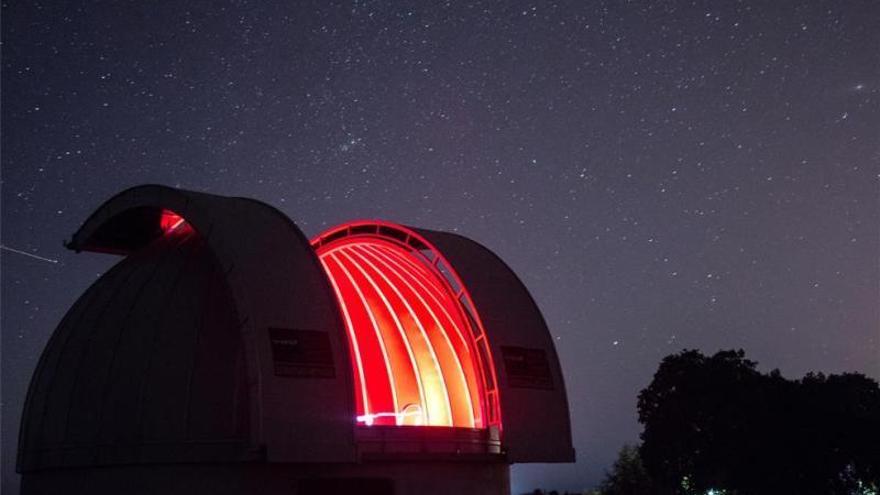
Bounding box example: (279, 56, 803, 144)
(18, 185, 573, 495)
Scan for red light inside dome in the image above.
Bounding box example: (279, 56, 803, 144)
(315, 231, 493, 429)
(159, 210, 192, 235)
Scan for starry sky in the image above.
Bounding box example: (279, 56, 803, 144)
(2, 1, 878, 492)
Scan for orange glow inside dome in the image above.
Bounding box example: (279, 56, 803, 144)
(313, 225, 499, 429)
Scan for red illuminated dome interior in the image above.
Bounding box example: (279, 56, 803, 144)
(312, 222, 500, 429)
(159, 210, 192, 235)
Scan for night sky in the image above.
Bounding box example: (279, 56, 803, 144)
(2, 1, 878, 492)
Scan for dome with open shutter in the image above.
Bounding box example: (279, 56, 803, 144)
(18, 185, 573, 495)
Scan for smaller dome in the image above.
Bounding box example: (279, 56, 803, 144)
(19, 230, 250, 470)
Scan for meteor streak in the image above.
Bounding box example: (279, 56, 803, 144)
(0, 245, 60, 264)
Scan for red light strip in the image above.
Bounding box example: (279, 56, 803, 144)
(371, 242, 450, 302)
(333, 248, 429, 425)
(314, 224, 500, 430)
(320, 256, 372, 421)
(348, 244, 455, 426)
(346, 246, 454, 426)
(354, 244, 477, 427)
(361, 244, 483, 425)
(367, 244, 474, 354)
(379, 245, 485, 426)
(159, 210, 191, 234)
(324, 253, 399, 424)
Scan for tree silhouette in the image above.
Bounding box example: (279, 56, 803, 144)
(597, 444, 655, 495)
(637, 349, 880, 495)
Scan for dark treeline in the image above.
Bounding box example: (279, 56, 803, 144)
(603, 349, 880, 495)
(531, 349, 880, 495)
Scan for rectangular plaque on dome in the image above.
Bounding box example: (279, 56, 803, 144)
(269, 328, 335, 378)
(501, 346, 554, 390)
